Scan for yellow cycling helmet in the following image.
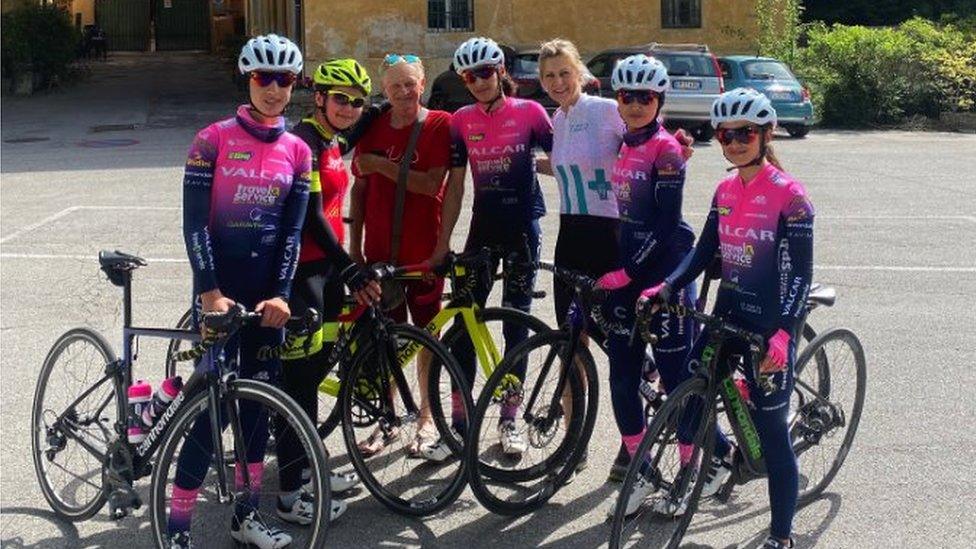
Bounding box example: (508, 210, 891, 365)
(313, 58, 372, 95)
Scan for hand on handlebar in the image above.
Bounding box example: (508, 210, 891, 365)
(636, 282, 671, 314)
(340, 264, 382, 306)
(760, 329, 791, 373)
(256, 297, 290, 329)
(594, 269, 631, 291)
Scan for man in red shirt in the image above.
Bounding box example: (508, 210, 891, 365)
(350, 54, 464, 455)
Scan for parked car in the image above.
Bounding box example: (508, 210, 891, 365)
(586, 43, 724, 141)
(427, 45, 599, 113)
(718, 55, 814, 137)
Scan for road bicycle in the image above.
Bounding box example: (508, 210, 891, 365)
(31, 250, 332, 547)
(608, 303, 865, 548)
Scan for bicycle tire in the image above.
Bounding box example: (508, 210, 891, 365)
(464, 329, 598, 516)
(339, 322, 471, 516)
(610, 376, 717, 549)
(792, 327, 866, 506)
(164, 308, 194, 379)
(32, 327, 119, 521)
(150, 379, 331, 548)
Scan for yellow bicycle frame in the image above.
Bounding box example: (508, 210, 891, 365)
(316, 265, 504, 399)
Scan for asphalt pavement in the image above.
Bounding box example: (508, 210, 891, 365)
(2, 52, 975, 548)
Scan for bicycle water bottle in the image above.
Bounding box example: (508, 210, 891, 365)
(141, 376, 183, 427)
(127, 380, 152, 444)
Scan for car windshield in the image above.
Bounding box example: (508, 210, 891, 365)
(656, 53, 716, 77)
(513, 54, 539, 75)
(743, 60, 795, 81)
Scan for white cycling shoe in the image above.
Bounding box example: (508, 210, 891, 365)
(230, 511, 292, 549)
(330, 470, 360, 494)
(498, 420, 528, 455)
(276, 491, 348, 525)
(700, 452, 734, 498)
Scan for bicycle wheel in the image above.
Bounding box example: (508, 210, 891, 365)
(465, 329, 597, 516)
(790, 327, 866, 506)
(164, 308, 194, 379)
(150, 379, 331, 548)
(610, 377, 717, 549)
(340, 322, 471, 516)
(31, 328, 119, 520)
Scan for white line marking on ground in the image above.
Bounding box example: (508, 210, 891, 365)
(0, 206, 180, 244)
(8, 254, 972, 273)
(684, 213, 976, 223)
(0, 207, 79, 244)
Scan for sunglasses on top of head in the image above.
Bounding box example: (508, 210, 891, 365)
(250, 71, 297, 88)
(716, 125, 762, 145)
(383, 53, 421, 66)
(327, 90, 367, 108)
(461, 65, 499, 84)
(616, 89, 659, 106)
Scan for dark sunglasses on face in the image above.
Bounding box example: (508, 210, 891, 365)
(616, 89, 658, 106)
(327, 90, 366, 108)
(716, 125, 761, 145)
(251, 71, 297, 87)
(461, 65, 499, 84)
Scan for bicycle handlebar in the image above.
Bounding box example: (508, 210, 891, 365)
(169, 305, 320, 363)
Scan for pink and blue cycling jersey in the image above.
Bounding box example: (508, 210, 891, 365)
(667, 162, 815, 334)
(611, 122, 695, 282)
(450, 96, 553, 224)
(182, 104, 311, 299)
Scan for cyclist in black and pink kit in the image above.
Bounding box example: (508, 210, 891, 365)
(171, 34, 309, 549)
(639, 88, 814, 549)
(440, 37, 554, 458)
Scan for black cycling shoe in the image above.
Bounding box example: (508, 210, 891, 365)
(607, 443, 630, 483)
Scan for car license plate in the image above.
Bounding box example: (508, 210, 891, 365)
(769, 91, 794, 101)
(672, 80, 701, 91)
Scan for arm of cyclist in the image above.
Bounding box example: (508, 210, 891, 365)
(354, 154, 448, 197)
(641, 196, 721, 304)
(430, 166, 465, 266)
(348, 176, 367, 266)
(625, 146, 688, 281)
(182, 127, 220, 298)
(762, 186, 815, 372)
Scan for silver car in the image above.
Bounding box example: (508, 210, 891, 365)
(587, 43, 724, 142)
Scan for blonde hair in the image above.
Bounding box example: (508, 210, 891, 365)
(538, 38, 590, 85)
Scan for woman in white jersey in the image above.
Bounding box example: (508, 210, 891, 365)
(537, 39, 694, 481)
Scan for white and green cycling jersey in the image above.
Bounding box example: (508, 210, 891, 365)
(550, 93, 625, 219)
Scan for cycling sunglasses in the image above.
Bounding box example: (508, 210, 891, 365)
(716, 125, 761, 145)
(327, 90, 367, 108)
(461, 65, 499, 84)
(383, 53, 421, 66)
(616, 89, 659, 106)
(250, 71, 297, 87)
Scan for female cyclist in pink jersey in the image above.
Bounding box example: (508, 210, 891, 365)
(171, 34, 311, 549)
(422, 36, 554, 460)
(640, 88, 814, 548)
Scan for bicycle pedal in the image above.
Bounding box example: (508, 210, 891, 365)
(107, 488, 142, 520)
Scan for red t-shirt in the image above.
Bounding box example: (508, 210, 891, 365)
(352, 109, 452, 264)
(299, 144, 348, 263)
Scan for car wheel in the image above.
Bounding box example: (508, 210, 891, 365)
(691, 124, 714, 143)
(786, 125, 810, 138)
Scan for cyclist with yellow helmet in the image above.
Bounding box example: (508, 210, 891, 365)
(274, 58, 383, 525)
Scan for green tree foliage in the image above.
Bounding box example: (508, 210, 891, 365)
(1, 3, 80, 83)
(796, 18, 976, 125)
(801, 0, 976, 26)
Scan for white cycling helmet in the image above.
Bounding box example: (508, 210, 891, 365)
(611, 54, 669, 92)
(238, 34, 303, 75)
(710, 88, 777, 128)
(454, 37, 505, 73)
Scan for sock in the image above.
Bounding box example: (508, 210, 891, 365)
(678, 442, 695, 466)
(451, 391, 467, 430)
(167, 485, 199, 535)
(622, 431, 645, 458)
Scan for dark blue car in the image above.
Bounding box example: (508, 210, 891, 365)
(718, 55, 814, 137)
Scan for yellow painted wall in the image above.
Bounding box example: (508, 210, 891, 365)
(302, 0, 758, 79)
(71, 0, 95, 28)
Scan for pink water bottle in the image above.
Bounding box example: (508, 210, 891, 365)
(127, 380, 152, 444)
(142, 376, 183, 427)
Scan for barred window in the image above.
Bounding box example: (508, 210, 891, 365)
(661, 0, 701, 28)
(428, 0, 474, 32)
